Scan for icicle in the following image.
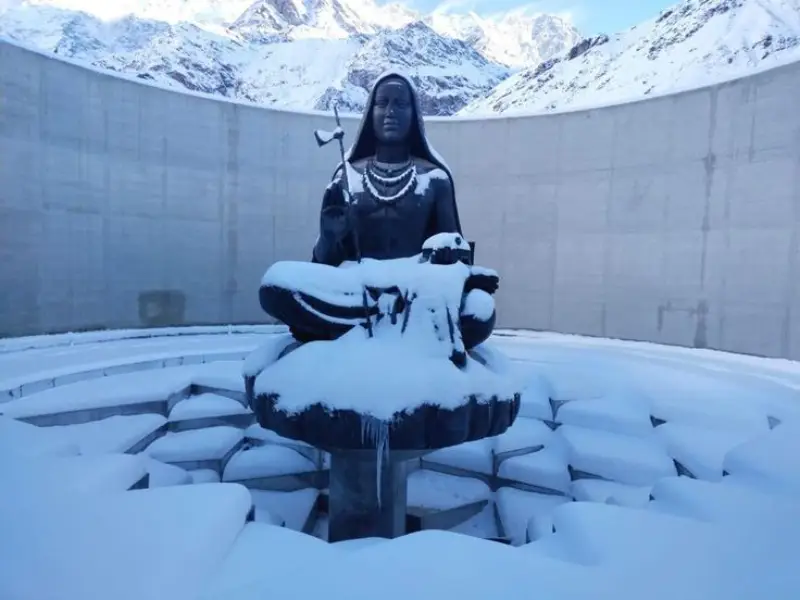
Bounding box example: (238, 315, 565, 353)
(360, 414, 390, 506)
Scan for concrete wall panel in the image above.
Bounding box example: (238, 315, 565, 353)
(2, 40, 800, 360)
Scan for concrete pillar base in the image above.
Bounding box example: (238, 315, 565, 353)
(328, 450, 419, 542)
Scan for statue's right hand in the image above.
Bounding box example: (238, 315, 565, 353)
(321, 205, 350, 239)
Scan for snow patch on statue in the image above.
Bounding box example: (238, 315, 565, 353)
(422, 232, 469, 252)
(463, 289, 495, 321)
(415, 168, 448, 194)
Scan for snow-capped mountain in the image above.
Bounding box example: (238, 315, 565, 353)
(0, 0, 577, 115)
(231, 0, 417, 41)
(425, 8, 580, 68)
(460, 0, 800, 115)
(313, 21, 509, 114)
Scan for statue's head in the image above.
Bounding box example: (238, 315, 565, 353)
(371, 75, 415, 146)
(345, 72, 446, 171)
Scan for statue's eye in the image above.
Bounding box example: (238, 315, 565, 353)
(455, 236, 462, 245)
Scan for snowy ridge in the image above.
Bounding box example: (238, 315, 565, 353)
(423, 7, 581, 68)
(460, 0, 800, 115)
(317, 21, 509, 114)
(3, 0, 799, 116)
(0, 0, 577, 115)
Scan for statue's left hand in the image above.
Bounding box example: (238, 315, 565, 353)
(320, 205, 350, 240)
(465, 271, 499, 295)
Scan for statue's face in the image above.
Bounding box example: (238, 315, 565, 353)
(372, 78, 414, 145)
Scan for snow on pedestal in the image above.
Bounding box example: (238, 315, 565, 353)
(252, 325, 518, 419)
(255, 257, 519, 420)
(241, 333, 296, 379)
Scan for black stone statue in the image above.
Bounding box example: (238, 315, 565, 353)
(246, 72, 521, 543)
(259, 71, 497, 350)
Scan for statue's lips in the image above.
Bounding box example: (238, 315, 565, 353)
(383, 121, 400, 130)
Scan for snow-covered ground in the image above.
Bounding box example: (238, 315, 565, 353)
(0, 326, 798, 600)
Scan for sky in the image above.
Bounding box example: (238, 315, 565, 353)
(391, 0, 676, 34)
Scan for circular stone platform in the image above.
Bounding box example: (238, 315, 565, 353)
(251, 392, 521, 452)
(0, 326, 798, 600)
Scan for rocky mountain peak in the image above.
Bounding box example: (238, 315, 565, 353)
(459, 0, 800, 115)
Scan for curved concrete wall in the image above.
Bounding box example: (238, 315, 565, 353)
(2, 40, 800, 359)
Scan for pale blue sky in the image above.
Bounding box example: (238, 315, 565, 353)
(384, 0, 676, 35)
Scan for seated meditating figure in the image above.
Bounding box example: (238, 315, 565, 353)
(260, 71, 498, 351)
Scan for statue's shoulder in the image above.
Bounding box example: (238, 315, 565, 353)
(348, 158, 369, 175)
(414, 158, 450, 183)
(332, 159, 368, 181)
(350, 158, 369, 173)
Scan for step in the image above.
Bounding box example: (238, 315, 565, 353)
(650, 476, 796, 525)
(495, 487, 570, 545)
(45, 414, 167, 455)
(249, 488, 319, 529)
(722, 421, 800, 496)
(0, 453, 149, 497)
(546, 501, 710, 565)
(317, 529, 597, 600)
(540, 499, 798, 599)
(517, 371, 555, 421)
(203, 522, 332, 599)
(244, 424, 320, 463)
(0, 368, 194, 424)
(425, 438, 494, 476)
(144, 426, 245, 473)
(1, 483, 253, 600)
(497, 445, 571, 494)
(556, 393, 654, 438)
(146, 458, 192, 487)
(655, 422, 758, 481)
(407, 470, 491, 532)
(557, 425, 676, 486)
(408, 470, 490, 508)
(493, 417, 554, 459)
(189, 469, 221, 484)
(169, 393, 253, 432)
(447, 502, 498, 539)
(649, 392, 771, 434)
(0, 416, 80, 458)
(223, 444, 318, 489)
(570, 479, 651, 508)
